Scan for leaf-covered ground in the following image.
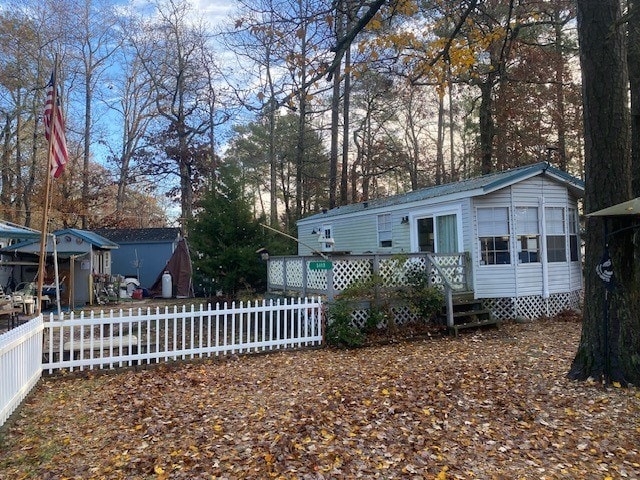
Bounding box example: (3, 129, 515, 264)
(1, 319, 639, 480)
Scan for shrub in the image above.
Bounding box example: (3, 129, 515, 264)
(325, 299, 364, 348)
(402, 268, 445, 322)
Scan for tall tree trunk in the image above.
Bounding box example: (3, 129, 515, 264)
(1, 115, 12, 222)
(436, 92, 445, 184)
(569, 0, 638, 385)
(294, 0, 308, 220)
(329, 0, 343, 209)
(178, 119, 193, 224)
(630, 0, 640, 195)
(448, 75, 456, 182)
(554, 7, 568, 171)
(340, 43, 351, 205)
(82, 66, 91, 229)
(478, 79, 495, 174)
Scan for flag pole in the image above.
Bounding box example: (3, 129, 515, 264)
(36, 60, 58, 316)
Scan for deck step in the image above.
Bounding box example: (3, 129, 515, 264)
(450, 317, 501, 336)
(451, 308, 492, 319)
(441, 293, 499, 335)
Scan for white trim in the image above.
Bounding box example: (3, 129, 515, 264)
(320, 224, 334, 252)
(409, 203, 463, 253)
(475, 205, 511, 266)
(540, 196, 549, 299)
(376, 213, 392, 248)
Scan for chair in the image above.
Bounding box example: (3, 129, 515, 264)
(11, 282, 36, 315)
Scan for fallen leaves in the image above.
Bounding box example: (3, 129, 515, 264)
(0, 319, 639, 479)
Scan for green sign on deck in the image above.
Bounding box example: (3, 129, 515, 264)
(309, 260, 333, 271)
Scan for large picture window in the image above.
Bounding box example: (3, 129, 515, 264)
(377, 214, 392, 248)
(515, 206, 539, 263)
(545, 207, 566, 262)
(477, 207, 510, 265)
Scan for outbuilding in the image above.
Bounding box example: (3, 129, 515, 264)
(1, 228, 119, 307)
(91, 228, 182, 289)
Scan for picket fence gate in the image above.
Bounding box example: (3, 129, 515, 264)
(0, 297, 323, 427)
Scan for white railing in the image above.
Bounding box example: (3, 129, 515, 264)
(268, 253, 471, 298)
(43, 297, 323, 374)
(0, 316, 44, 427)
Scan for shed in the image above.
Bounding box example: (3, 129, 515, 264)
(91, 228, 182, 289)
(0, 221, 41, 291)
(1, 228, 119, 307)
(288, 162, 584, 319)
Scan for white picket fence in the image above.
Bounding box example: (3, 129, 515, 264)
(0, 316, 44, 426)
(0, 297, 323, 427)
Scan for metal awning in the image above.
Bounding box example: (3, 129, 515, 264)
(588, 198, 640, 217)
(0, 221, 40, 239)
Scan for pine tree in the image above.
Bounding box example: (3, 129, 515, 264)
(187, 163, 268, 297)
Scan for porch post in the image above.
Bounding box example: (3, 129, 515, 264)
(283, 257, 288, 293)
(425, 254, 434, 286)
(446, 286, 454, 328)
(266, 258, 272, 293)
(326, 264, 334, 301)
(302, 257, 308, 297)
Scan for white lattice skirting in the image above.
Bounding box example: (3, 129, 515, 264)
(482, 290, 582, 321)
(349, 304, 419, 330)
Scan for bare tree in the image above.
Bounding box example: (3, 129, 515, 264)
(132, 0, 214, 224)
(68, 0, 120, 228)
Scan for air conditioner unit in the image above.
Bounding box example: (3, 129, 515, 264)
(319, 236, 335, 252)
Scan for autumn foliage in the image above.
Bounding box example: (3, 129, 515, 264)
(1, 319, 639, 479)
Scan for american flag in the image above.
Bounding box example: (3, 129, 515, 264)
(43, 72, 68, 178)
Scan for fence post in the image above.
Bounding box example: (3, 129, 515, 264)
(426, 254, 433, 286)
(302, 257, 308, 297)
(372, 255, 380, 309)
(326, 268, 334, 301)
(283, 257, 288, 293)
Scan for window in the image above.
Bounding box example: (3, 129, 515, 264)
(545, 207, 566, 262)
(320, 224, 334, 251)
(477, 207, 510, 265)
(569, 208, 579, 262)
(515, 207, 539, 263)
(377, 214, 392, 248)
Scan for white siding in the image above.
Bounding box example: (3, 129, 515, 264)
(471, 177, 582, 299)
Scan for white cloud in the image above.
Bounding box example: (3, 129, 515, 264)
(190, 0, 235, 26)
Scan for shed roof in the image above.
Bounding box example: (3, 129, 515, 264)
(57, 229, 120, 249)
(298, 162, 584, 224)
(0, 220, 40, 239)
(0, 228, 118, 253)
(92, 227, 182, 244)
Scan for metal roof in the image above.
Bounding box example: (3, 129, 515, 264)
(298, 162, 584, 224)
(0, 221, 40, 239)
(587, 198, 640, 217)
(55, 229, 120, 249)
(91, 227, 182, 243)
(0, 228, 119, 253)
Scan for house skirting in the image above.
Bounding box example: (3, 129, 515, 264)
(481, 289, 583, 321)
